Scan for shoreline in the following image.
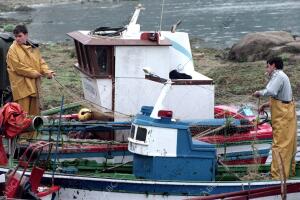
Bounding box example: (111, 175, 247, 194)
(0, 0, 78, 31)
(0, 0, 106, 32)
(0, 0, 109, 10)
(1, 1, 299, 108)
(0, 0, 81, 9)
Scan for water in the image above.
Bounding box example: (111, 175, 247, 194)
(1, 0, 300, 48)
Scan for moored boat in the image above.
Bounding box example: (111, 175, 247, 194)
(0, 4, 293, 200)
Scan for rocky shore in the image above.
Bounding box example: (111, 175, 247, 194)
(0, 0, 114, 31)
(0, 0, 83, 30)
(228, 31, 300, 62)
(0, 0, 79, 10)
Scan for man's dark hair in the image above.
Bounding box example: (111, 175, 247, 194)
(13, 25, 28, 35)
(267, 57, 284, 69)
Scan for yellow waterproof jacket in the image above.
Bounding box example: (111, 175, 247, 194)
(6, 41, 51, 101)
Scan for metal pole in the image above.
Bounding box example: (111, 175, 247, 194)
(52, 95, 64, 185)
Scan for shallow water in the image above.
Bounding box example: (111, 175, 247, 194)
(1, 0, 300, 48)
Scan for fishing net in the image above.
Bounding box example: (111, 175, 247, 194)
(31, 41, 282, 184)
(42, 74, 274, 181)
(186, 92, 273, 181)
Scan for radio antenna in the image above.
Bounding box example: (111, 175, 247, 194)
(159, 0, 165, 31)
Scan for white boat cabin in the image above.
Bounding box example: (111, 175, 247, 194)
(67, 5, 214, 121)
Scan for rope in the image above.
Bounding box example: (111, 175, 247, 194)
(191, 95, 271, 181)
(159, 0, 165, 31)
(51, 76, 131, 118)
(275, 151, 287, 200)
(252, 98, 261, 164)
(217, 158, 241, 181)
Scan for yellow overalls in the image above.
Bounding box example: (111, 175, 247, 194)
(270, 98, 297, 179)
(6, 41, 51, 138)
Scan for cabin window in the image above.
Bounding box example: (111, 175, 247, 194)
(84, 46, 93, 74)
(79, 44, 87, 70)
(95, 46, 112, 75)
(73, 40, 113, 77)
(74, 41, 83, 67)
(136, 127, 147, 142)
(130, 125, 136, 139)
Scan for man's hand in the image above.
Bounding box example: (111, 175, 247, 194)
(258, 102, 270, 113)
(252, 91, 261, 98)
(45, 71, 56, 79)
(258, 105, 265, 113)
(32, 71, 42, 78)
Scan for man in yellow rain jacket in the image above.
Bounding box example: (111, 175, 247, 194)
(253, 57, 297, 180)
(6, 25, 55, 138)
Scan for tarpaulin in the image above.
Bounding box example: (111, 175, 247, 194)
(0, 102, 32, 138)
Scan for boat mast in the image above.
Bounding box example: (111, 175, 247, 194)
(150, 79, 173, 119)
(128, 4, 143, 26)
(123, 4, 144, 37)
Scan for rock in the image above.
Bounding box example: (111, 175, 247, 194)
(193, 52, 205, 58)
(288, 54, 300, 63)
(267, 41, 300, 59)
(0, 3, 12, 12)
(0, 17, 19, 24)
(267, 46, 288, 59)
(14, 6, 35, 12)
(3, 24, 14, 32)
(228, 31, 295, 62)
(285, 42, 300, 53)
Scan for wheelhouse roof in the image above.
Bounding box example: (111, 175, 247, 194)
(67, 31, 172, 46)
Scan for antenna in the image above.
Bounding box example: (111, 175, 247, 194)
(159, 0, 165, 31)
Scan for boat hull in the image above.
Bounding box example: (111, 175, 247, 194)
(217, 142, 271, 165)
(1, 167, 300, 199)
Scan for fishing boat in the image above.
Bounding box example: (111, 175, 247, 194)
(1, 141, 59, 199)
(0, 4, 295, 200)
(64, 4, 272, 165)
(0, 4, 272, 166)
(189, 183, 300, 200)
(203, 105, 273, 165)
(1, 82, 298, 200)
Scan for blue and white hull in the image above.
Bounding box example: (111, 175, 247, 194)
(0, 167, 299, 200)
